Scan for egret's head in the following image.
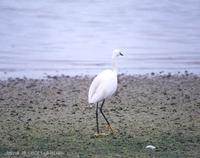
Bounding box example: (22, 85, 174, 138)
(112, 49, 123, 59)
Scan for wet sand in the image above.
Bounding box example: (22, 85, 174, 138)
(0, 74, 200, 157)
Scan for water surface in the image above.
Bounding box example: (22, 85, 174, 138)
(0, 0, 200, 78)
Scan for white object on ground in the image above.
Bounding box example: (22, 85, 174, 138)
(145, 145, 156, 150)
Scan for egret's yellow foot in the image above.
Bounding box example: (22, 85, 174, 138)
(94, 133, 108, 137)
(105, 125, 116, 134)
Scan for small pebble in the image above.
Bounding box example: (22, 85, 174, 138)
(145, 145, 156, 150)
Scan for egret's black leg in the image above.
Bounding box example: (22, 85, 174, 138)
(100, 99, 113, 132)
(96, 102, 99, 134)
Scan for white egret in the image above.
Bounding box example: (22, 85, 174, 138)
(88, 49, 123, 136)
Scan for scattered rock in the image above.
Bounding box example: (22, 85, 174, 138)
(145, 145, 156, 150)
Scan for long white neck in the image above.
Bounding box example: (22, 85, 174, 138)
(112, 56, 118, 73)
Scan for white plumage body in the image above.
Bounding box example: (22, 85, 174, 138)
(88, 69, 117, 104)
(88, 49, 123, 135)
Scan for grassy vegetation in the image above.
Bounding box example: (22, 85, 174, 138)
(1, 127, 200, 158)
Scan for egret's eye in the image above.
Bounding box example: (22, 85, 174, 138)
(119, 52, 123, 56)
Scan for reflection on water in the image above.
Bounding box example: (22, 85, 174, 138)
(0, 0, 200, 78)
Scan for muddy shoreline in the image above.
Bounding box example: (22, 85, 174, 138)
(0, 74, 200, 157)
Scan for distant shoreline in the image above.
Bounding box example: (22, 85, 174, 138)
(0, 70, 200, 80)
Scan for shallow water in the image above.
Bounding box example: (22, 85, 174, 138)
(0, 0, 200, 78)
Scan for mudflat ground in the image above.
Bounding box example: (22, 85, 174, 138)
(0, 74, 200, 157)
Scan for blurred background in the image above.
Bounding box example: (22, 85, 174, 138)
(0, 0, 200, 78)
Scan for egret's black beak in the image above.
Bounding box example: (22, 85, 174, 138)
(120, 52, 123, 56)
